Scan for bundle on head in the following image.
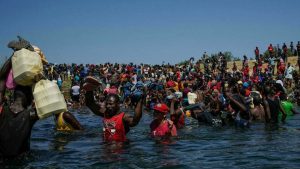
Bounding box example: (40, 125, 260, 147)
(7, 36, 34, 51)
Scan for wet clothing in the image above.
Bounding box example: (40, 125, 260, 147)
(103, 112, 126, 142)
(229, 94, 250, 127)
(171, 113, 185, 129)
(0, 106, 37, 158)
(55, 112, 74, 131)
(195, 111, 223, 127)
(266, 98, 280, 124)
(235, 112, 249, 128)
(150, 120, 177, 137)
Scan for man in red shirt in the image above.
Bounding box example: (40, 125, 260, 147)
(84, 78, 143, 142)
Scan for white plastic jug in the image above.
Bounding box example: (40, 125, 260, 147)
(12, 48, 43, 86)
(187, 92, 197, 105)
(33, 80, 67, 119)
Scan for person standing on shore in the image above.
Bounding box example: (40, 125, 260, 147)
(297, 41, 300, 57)
(290, 42, 294, 55)
(282, 43, 288, 62)
(268, 44, 274, 58)
(297, 41, 300, 71)
(254, 47, 260, 62)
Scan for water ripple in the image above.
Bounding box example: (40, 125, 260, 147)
(1, 108, 300, 168)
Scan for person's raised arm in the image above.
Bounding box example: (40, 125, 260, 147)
(170, 97, 182, 125)
(226, 92, 247, 112)
(123, 96, 143, 127)
(85, 91, 104, 117)
(262, 98, 271, 123)
(63, 111, 84, 130)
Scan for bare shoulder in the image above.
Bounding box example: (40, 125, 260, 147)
(123, 113, 133, 121)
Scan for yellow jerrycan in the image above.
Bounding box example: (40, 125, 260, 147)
(12, 48, 43, 86)
(33, 80, 67, 119)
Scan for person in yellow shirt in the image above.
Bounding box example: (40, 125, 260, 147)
(55, 111, 83, 131)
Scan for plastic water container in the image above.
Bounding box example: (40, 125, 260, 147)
(33, 80, 67, 119)
(12, 48, 43, 86)
(187, 92, 197, 104)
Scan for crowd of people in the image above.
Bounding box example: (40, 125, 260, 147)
(1, 37, 300, 159)
(57, 41, 300, 134)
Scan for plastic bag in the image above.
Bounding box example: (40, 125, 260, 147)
(5, 69, 16, 89)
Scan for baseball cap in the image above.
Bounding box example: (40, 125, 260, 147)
(153, 103, 169, 114)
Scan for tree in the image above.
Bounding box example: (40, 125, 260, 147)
(223, 51, 234, 61)
(233, 57, 241, 61)
(208, 51, 234, 61)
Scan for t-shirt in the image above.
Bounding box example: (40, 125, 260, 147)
(71, 85, 80, 95)
(279, 101, 293, 118)
(0, 106, 37, 157)
(285, 66, 295, 79)
(74, 75, 80, 82)
(57, 77, 62, 87)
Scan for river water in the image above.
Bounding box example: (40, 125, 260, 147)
(1, 107, 300, 169)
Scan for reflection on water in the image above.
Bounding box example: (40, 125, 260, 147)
(1, 107, 300, 168)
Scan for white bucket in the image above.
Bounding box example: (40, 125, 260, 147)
(33, 80, 67, 119)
